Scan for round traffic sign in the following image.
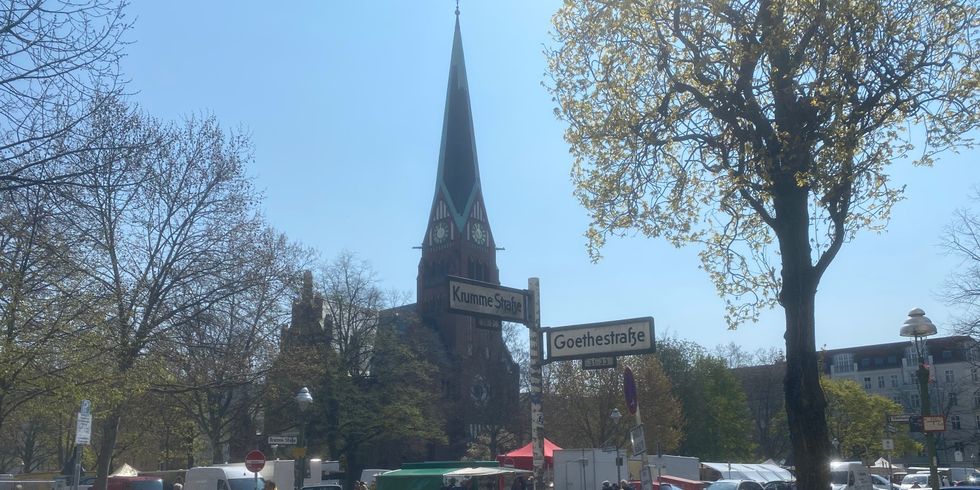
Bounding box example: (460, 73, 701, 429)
(624, 367, 637, 415)
(245, 450, 266, 473)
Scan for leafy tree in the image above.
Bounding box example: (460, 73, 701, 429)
(656, 338, 753, 460)
(822, 378, 918, 461)
(543, 355, 682, 453)
(548, 1, 980, 488)
(0, 0, 130, 191)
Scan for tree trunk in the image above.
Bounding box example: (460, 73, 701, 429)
(210, 432, 224, 464)
(95, 411, 122, 490)
(775, 184, 830, 490)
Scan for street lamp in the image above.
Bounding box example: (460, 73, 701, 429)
(295, 387, 313, 490)
(610, 408, 623, 485)
(900, 308, 939, 490)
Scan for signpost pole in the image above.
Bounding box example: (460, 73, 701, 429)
(528, 277, 544, 490)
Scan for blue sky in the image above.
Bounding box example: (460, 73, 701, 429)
(121, 1, 980, 354)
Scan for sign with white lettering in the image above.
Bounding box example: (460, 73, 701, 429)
(447, 276, 528, 323)
(268, 435, 298, 445)
(545, 317, 655, 361)
(630, 424, 647, 457)
(582, 357, 617, 370)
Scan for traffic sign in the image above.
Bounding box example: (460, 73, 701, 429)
(75, 413, 92, 445)
(630, 424, 646, 457)
(582, 357, 617, 370)
(267, 435, 298, 445)
(888, 414, 912, 424)
(245, 450, 266, 473)
(882, 438, 894, 451)
(545, 317, 655, 362)
(923, 415, 946, 432)
(447, 276, 528, 323)
(624, 367, 638, 415)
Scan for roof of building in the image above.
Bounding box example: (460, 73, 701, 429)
(821, 335, 977, 373)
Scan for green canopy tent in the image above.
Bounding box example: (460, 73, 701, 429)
(376, 462, 530, 490)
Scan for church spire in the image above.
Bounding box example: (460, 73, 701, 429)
(432, 12, 482, 231)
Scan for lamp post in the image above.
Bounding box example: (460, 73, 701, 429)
(295, 387, 313, 490)
(901, 308, 939, 490)
(610, 408, 623, 485)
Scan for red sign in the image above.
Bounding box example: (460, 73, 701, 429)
(245, 450, 266, 473)
(624, 367, 637, 415)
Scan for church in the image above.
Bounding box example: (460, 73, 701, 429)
(272, 10, 521, 464)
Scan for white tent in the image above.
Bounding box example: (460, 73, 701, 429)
(702, 462, 794, 482)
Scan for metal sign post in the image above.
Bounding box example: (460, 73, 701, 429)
(73, 400, 91, 490)
(528, 278, 544, 490)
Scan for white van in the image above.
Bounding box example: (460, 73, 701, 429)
(831, 462, 874, 490)
(359, 470, 391, 488)
(185, 465, 264, 490)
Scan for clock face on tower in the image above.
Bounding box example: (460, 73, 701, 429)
(471, 222, 487, 246)
(433, 222, 449, 244)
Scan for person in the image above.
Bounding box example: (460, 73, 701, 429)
(173, 478, 184, 490)
(512, 477, 527, 490)
(619, 481, 629, 490)
(602, 481, 612, 490)
(264, 480, 277, 490)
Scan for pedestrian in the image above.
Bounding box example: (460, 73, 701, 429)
(602, 481, 612, 490)
(620, 480, 629, 490)
(173, 478, 184, 490)
(264, 480, 277, 490)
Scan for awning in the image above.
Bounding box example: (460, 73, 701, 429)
(444, 468, 532, 477)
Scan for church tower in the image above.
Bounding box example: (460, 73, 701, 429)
(417, 11, 519, 456)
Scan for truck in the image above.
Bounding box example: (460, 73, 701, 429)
(554, 449, 619, 490)
(830, 462, 873, 490)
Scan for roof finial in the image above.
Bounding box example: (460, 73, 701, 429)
(455, 0, 460, 17)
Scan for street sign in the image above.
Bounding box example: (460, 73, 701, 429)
(630, 424, 646, 457)
(545, 317, 655, 362)
(268, 435, 298, 445)
(582, 357, 617, 370)
(245, 450, 266, 473)
(75, 413, 92, 445)
(888, 414, 912, 424)
(882, 438, 894, 451)
(624, 367, 638, 415)
(447, 276, 528, 323)
(923, 415, 946, 432)
(80, 400, 91, 415)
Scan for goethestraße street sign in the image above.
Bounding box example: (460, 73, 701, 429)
(447, 276, 528, 323)
(545, 317, 655, 362)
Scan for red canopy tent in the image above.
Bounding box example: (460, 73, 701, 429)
(496, 439, 563, 471)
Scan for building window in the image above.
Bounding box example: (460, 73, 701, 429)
(891, 374, 899, 387)
(911, 393, 920, 409)
(878, 376, 886, 388)
(946, 369, 955, 383)
(864, 377, 872, 389)
(834, 353, 854, 373)
(975, 414, 980, 428)
(949, 392, 959, 406)
(951, 415, 962, 430)
(943, 350, 952, 360)
(862, 358, 872, 368)
(973, 368, 978, 382)
(974, 391, 980, 408)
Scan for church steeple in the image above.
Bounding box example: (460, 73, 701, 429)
(431, 14, 484, 233)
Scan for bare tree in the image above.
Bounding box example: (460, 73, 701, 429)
(62, 99, 262, 489)
(0, 0, 130, 191)
(318, 251, 394, 378)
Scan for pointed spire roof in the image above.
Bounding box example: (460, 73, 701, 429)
(433, 13, 482, 231)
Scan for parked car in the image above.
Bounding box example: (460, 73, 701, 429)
(871, 475, 900, 490)
(948, 469, 980, 485)
(900, 474, 931, 490)
(708, 480, 765, 490)
(303, 485, 342, 490)
(763, 481, 796, 490)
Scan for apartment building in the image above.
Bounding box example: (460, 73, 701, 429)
(824, 335, 980, 465)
